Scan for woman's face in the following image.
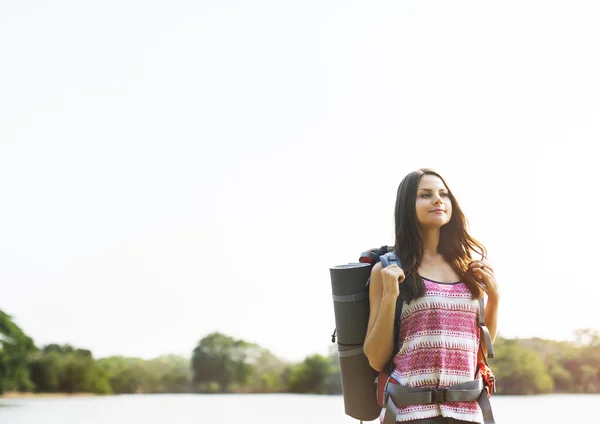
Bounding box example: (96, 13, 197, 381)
(415, 174, 453, 229)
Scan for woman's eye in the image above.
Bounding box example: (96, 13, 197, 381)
(441, 192, 448, 197)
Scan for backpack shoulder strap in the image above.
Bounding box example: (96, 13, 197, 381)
(478, 295, 495, 359)
(378, 251, 398, 269)
(378, 252, 404, 374)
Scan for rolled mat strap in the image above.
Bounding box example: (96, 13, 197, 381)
(337, 347, 364, 358)
(332, 292, 368, 302)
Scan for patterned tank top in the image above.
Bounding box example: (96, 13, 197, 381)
(379, 277, 483, 423)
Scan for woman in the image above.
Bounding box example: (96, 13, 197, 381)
(364, 168, 499, 424)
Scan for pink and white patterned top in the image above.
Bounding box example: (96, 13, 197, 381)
(379, 277, 483, 423)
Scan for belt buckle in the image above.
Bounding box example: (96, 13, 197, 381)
(488, 375, 496, 395)
(431, 388, 446, 403)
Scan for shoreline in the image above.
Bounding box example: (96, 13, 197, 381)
(1, 392, 97, 399)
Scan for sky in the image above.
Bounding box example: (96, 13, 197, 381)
(1, 0, 599, 363)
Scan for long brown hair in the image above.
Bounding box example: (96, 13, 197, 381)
(394, 168, 486, 301)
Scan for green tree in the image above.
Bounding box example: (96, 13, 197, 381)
(191, 332, 255, 392)
(145, 355, 192, 393)
(0, 310, 36, 394)
(553, 329, 600, 393)
(28, 350, 62, 392)
(246, 348, 287, 393)
(492, 338, 554, 395)
(548, 362, 573, 393)
(59, 348, 110, 394)
(288, 354, 330, 394)
(98, 356, 148, 393)
(28, 344, 111, 394)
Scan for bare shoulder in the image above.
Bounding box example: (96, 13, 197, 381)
(369, 262, 383, 286)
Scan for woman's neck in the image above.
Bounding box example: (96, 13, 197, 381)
(421, 228, 441, 256)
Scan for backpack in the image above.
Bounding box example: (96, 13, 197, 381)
(329, 246, 496, 423)
(329, 245, 402, 422)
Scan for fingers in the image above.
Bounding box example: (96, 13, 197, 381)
(468, 261, 499, 299)
(381, 264, 406, 284)
(471, 267, 491, 280)
(471, 267, 496, 290)
(471, 265, 492, 275)
(382, 264, 402, 273)
(382, 269, 405, 280)
(469, 260, 492, 269)
(469, 261, 494, 274)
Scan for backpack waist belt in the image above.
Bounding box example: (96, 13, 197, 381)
(383, 378, 496, 424)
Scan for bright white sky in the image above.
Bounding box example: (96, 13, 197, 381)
(1, 1, 599, 363)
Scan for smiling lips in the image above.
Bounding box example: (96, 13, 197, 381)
(430, 208, 445, 213)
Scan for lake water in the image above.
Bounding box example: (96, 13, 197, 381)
(1, 393, 598, 423)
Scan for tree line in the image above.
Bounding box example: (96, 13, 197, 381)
(1, 309, 599, 395)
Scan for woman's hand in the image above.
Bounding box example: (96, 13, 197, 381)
(469, 260, 499, 302)
(380, 264, 406, 299)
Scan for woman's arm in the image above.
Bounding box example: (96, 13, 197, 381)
(363, 262, 400, 372)
(470, 260, 500, 356)
(484, 296, 499, 343)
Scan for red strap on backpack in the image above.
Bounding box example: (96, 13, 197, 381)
(476, 361, 495, 398)
(376, 371, 398, 408)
